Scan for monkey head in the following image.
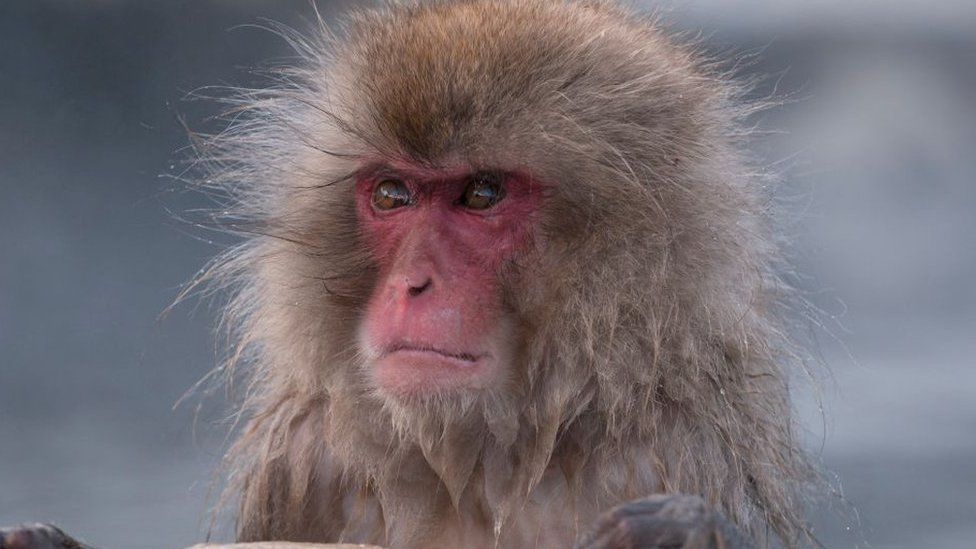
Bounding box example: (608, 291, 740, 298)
(198, 1, 815, 546)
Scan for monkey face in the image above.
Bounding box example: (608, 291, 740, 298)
(355, 164, 545, 400)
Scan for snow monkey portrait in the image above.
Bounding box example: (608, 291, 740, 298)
(2, 1, 821, 548)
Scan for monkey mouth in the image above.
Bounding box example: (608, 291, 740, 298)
(369, 339, 500, 396)
(384, 343, 482, 364)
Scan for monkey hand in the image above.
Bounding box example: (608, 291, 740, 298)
(0, 524, 95, 549)
(574, 494, 757, 549)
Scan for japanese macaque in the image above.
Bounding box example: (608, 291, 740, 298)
(2, 1, 818, 548)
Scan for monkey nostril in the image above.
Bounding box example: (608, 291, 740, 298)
(407, 278, 432, 297)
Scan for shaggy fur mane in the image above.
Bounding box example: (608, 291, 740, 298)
(188, 1, 819, 546)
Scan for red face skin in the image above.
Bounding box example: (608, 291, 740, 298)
(356, 164, 544, 398)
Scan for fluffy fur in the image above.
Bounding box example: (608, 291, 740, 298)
(190, 0, 817, 546)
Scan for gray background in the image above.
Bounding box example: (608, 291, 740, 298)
(1, 1, 973, 547)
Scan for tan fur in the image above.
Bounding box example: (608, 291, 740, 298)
(190, 1, 817, 547)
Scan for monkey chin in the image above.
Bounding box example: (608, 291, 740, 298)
(369, 347, 501, 400)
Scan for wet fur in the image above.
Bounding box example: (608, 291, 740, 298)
(190, 0, 817, 546)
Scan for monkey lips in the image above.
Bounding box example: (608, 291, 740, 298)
(370, 340, 496, 396)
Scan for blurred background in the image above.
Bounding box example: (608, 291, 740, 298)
(0, 1, 973, 547)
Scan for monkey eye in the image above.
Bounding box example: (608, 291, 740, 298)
(461, 173, 505, 210)
(372, 179, 412, 210)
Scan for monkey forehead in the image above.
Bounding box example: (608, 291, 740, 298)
(338, 0, 715, 163)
